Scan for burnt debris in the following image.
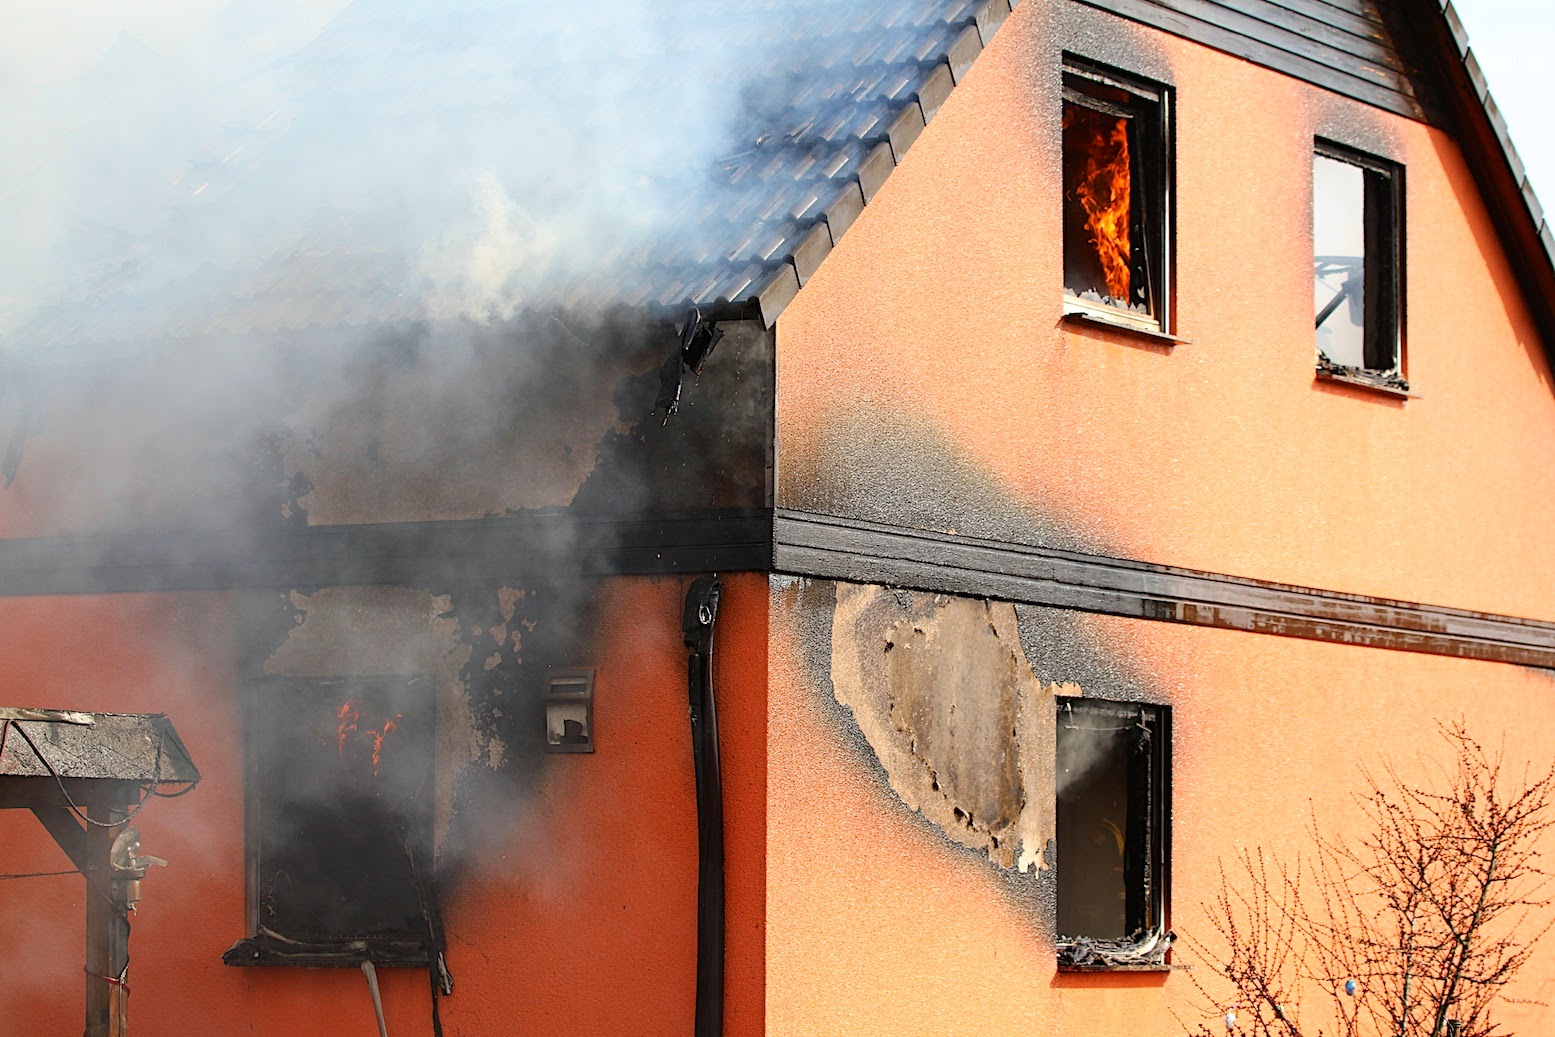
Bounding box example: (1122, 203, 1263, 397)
(656, 308, 725, 422)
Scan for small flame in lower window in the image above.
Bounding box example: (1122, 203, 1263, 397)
(371, 714, 403, 775)
(336, 699, 406, 777)
(336, 701, 360, 755)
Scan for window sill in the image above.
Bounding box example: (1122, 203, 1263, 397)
(223, 935, 431, 968)
(1057, 962, 1179, 974)
(1056, 930, 1175, 971)
(1061, 308, 1189, 347)
(1314, 363, 1417, 399)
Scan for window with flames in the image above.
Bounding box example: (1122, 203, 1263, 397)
(1061, 58, 1172, 335)
(236, 675, 435, 963)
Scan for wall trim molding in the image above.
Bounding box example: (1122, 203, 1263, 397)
(5, 506, 1552, 669)
(0, 510, 773, 595)
(772, 510, 1555, 669)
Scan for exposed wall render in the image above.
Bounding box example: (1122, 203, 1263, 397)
(830, 582, 1056, 873)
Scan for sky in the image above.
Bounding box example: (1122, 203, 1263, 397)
(1454, 0, 1553, 205)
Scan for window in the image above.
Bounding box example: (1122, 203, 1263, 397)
(1313, 141, 1404, 388)
(1055, 698, 1170, 969)
(226, 675, 437, 967)
(1062, 58, 1171, 334)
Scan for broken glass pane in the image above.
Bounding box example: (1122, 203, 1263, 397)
(1314, 153, 1367, 368)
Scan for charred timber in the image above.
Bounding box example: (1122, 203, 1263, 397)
(0, 509, 772, 595)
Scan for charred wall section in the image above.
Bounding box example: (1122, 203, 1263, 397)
(774, 575, 1168, 937)
(2, 312, 772, 540)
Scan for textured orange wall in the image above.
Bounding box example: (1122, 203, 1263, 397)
(766, 578, 1555, 1035)
(774, 0, 1555, 622)
(0, 574, 765, 1037)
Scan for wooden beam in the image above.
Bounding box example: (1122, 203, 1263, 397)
(0, 509, 773, 596)
(29, 806, 89, 873)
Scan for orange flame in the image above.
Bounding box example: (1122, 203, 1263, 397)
(371, 715, 404, 776)
(336, 701, 360, 756)
(335, 700, 405, 777)
(1065, 107, 1132, 302)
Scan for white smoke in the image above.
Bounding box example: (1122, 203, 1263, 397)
(0, 0, 841, 340)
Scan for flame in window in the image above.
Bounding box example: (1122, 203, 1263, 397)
(1064, 106, 1132, 302)
(336, 699, 404, 777)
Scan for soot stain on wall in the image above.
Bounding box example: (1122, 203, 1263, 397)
(779, 408, 1112, 557)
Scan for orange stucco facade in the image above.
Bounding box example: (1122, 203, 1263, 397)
(775, 0, 1555, 620)
(764, 1, 1555, 1034)
(0, 575, 767, 1037)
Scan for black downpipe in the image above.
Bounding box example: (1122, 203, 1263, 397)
(682, 576, 724, 1037)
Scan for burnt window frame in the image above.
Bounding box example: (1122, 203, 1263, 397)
(1060, 56, 1174, 338)
(225, 674, 438, 969)
(1054, 697, 1171, 971)
(1313, 139, 1406, 392)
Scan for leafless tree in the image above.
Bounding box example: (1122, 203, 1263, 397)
(1185, 723, 1555, 1037)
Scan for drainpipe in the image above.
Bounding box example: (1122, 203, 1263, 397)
(682, 576, 723, 1037)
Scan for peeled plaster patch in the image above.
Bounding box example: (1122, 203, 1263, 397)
(831, 583, 1056, 871)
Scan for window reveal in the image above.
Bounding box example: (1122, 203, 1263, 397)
(1062, 60, 1170, 333)
(1055, 698, 1170, 969)
(229, 675, 436, 966)
(1314, 142, 1404, 388)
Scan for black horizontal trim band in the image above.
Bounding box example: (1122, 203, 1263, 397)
(7, 506, 1551, 667)
(0, 509, 773, 595)
(772, 510, 1555, 668)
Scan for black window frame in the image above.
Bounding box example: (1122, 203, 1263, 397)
(224, 674, 439, 969)
(1060, 56, 1174, 337)
(1313, 139, 1406, 391)
(1054, 697, 1171, 971)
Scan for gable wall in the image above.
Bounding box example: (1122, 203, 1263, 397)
(773, 0, 1555, 623)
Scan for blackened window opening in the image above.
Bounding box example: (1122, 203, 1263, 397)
(251, 676, 433, 945)
(1314, 142, 1402, 380)
(1062, 60, 1168, 329)
(1055, 700, 1169, 956)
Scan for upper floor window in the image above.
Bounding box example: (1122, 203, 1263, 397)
(1314, 141, 1405, 389)
(1062, 58, 1172, 335)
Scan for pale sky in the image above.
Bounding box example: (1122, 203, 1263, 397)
(1454, 0, 1553, 208)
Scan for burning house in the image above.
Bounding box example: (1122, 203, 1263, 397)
(3, 0, 1555, 1035)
